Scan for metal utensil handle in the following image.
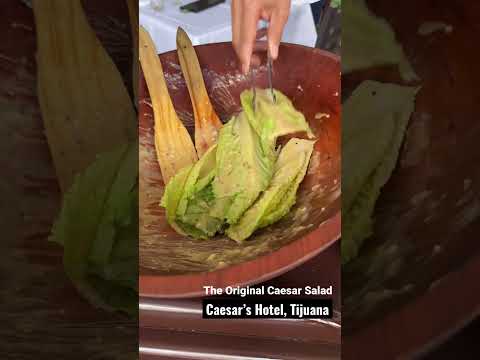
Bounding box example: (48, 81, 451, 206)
(250, 68, 256, 112)
(267, 53, 276, 103)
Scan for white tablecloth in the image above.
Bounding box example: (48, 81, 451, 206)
(139, 0, 318, 54)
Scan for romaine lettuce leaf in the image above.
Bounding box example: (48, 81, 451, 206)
(342, 81, 419, 264)
(227, 138, 315, 241)
(342, 0, 418, 81)
(175, 145, 223, 238)
(241, 89, 314, 151)
(213, 89, 313, 225)
(50, 141, 138, 316)
(212, 113, 274, 225)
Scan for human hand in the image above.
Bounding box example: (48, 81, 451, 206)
(231, 0, 291, 74)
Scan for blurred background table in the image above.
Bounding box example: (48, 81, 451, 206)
(139, 0, 320, 54)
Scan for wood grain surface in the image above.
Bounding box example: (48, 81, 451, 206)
(343, 0, 480, 358)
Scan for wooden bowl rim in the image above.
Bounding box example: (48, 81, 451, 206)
(162, 41, 341, 61)
(139, 42, 341, 298)
(140, 213, 340, 298)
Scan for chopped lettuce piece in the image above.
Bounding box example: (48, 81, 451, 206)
(242, 89, 314, 150)
(160, 164, 193, 236)
(176, 145, 216, 216)
(179, 184, 221, 237)
(342, 81, 419, 264)
(176, 145, 223, 238)
(50, 141, 138, 316)
(227, 138, 315, 242)
(342, 0, 418, 81)
(259, 146, 314, 228)
(212, 112, 274, 224)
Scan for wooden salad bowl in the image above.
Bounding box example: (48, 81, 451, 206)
(139, 43, 341, 297)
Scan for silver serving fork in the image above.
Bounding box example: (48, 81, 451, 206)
(250, 67, 257, 112)
(267, 52, 276, 103)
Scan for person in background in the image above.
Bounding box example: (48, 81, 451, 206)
(315, 0, 340, 54)
(231, 0, 337, 73)
(310, 0, 325, 24)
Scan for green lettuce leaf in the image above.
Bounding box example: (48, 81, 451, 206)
(342, 81, 419, 264)
(259, 142, 315, 228)
(226, 138, 315, 241)
(342, 0, 418, 81)
(175, 145, 223, 238)
(160, 164, 193, 236)
(213, 89, 313, 225)
(330, 0, 341, 8)
(50, 141, 138, 316)
(242, 89, 314, 150)
(212, 112, 274, 225)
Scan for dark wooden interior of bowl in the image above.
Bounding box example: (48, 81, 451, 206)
(343, 0, 480, 357)
(139, 43, 341, 297)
